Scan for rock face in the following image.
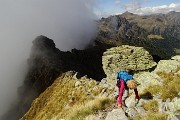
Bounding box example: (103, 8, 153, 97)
(102, 45, 157, 84)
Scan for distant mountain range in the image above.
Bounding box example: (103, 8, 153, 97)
(96, 11, 180, 59)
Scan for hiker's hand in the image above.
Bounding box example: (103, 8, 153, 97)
(115, 95, 119, 100)
(118, 104, 122, 108)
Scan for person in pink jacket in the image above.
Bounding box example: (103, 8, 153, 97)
(116, 71, 140, 108)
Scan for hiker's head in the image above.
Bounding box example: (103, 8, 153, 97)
(124, 69, 133, 74)
(127, 80, 137, 89)
(128, 70, 134, 75)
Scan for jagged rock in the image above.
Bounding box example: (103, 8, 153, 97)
(125, 95, 137, 108)
(167, 112, 180, 120)
(133, 72, 162, 93)
(154, 56, 180, 73)
(158, 98, 180, 114)
(166, 99, 180, 112)
(125, 108, 137, 118)
(75, 81, 82, 87)
(136, 99, 144, 107)
(100, 78, 107, 84)
(136, 107, 146, 116)
(159, 102, 168, 113)
(105, 109, 128, 120)
(102, 45, 157, 84)
(85, 115, 100, 120)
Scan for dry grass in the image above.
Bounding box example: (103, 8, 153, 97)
(142, 84, 161, 95)
(136, 112, 167, 120)
(142, 100, 159, 112)
(157, 70, 180, 100)
(66, 97, 114, 120)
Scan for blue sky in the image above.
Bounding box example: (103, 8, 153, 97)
(95, 0, 180, 17)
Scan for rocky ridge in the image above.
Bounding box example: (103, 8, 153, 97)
(19, 39, 180, 119)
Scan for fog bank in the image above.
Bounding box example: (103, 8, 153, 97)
(0, 0, 97, 117)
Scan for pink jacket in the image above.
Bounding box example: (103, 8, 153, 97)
(116, 79, 139, 104)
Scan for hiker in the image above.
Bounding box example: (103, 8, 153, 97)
(116, 70, 140, 108)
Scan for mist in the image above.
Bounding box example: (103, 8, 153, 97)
(0, 0, 97, 117)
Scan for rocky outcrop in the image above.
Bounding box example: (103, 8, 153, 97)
(104, 55, 180, 120)
(102, 45, 156, 84)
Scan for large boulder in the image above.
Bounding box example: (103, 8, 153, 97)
(102, 45, 157, 84)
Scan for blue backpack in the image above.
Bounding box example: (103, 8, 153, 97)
(117, 71, 133, 83)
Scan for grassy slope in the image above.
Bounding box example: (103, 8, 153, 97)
(20, 73, 114, 120)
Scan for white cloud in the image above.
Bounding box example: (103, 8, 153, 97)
(124, 1, 141, 11)
(133, 3, 180, 15)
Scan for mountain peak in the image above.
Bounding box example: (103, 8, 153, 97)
(122, 11, 134, 15)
